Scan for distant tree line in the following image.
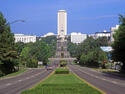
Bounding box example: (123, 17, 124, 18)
(67, 37, 108, 67)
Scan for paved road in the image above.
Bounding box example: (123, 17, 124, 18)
(69, 64, 125, 94)
(0, 68, 53, 94)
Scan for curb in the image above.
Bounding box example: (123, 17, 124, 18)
(0, 69, 28, 80)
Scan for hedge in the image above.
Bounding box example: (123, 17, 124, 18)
(55, 69, 69, 74)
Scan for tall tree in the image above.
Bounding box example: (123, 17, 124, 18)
(15, 42, 25, 55)
(67, 42, 78, 57)
(41, 36, 57, 56)
(96, 37, 109, 46)
(0, 12, 18, 75)
(112, 14, 125, 71)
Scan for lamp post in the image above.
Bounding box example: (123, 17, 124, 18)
(0, 19, 25, 30)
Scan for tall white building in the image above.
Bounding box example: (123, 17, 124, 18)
(110, 25, 119, 42)
(71, 32, 87, 44)
(14, 34, 36, 43)
(57, 10, 67, 38)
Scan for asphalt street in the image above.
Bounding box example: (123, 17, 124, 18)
(69, 64, 125, 94)
(0, 68, 53, 94)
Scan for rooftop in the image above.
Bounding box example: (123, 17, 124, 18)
(58, 10, 66, 12)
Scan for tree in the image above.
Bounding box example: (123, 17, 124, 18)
(0, 12, 18, 75)
(20, 41, 53, 67)
(41, 36, 57, 56)
(67, 42, 78, 57)
(96, 37, 109, 46)
(112, 14, 125, 71)
(26, 56, 38, 68)
(15, 42, 25, 55)
(32, 41, 51, 64)
(20, 46, 31, 66)
(75, 37, 107, 67)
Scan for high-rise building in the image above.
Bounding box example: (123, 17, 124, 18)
(57, 10, 67, 38)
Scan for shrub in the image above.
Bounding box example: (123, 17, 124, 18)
(60, 61, 67, 67)
(26, 57, 38, 68)
(0, 70, 4, 77)
(55, 69, 69, 74)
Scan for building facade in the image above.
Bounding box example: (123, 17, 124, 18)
(43, 32, 55, 37)
(88, 34, 96, 39)
(57, 10, 67, 38)
(71, 32, 87, 44)
(14, 34, 36, 43)
(110, 25, 119, 42)
(95, 30, 111, 40)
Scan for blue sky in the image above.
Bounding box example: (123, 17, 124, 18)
(0, 0, 125, 36)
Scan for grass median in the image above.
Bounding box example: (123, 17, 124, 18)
(21, 73, 102, 94)
(93, 68, 116, 72)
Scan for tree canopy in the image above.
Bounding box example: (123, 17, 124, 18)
(112, 14, 125, 70)
(67, 37, 108, 67)
(0, 12, 18, 75)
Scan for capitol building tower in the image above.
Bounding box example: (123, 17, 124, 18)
(57, 10, 67, 38)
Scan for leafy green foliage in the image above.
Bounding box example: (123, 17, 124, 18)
(60, 61, 67, 67)
(55, 69, 69, 74)
(0, 12, 18, 76)
(67, 42, 78, 57)
(15, 42, 25, 55)
(112, 14, 125, 70)
(78, 37, 107, 67)
(96, 37, 109, 46)
(41, 36, 57, 56)
(26, 57, 38, 68)
(20, 41, 52, 67)
(68, 37, 108, 67)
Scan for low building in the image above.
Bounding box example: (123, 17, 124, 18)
(110, 25, 119, 42)
(95, 30, 111, 40)
(14, 34, 36, 43)
(71, 32, 87, 44)
(43, 32, 55, 37)
(88, 34, 96, 39)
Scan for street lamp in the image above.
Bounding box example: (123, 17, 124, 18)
(0, 19, 25, 30)
(7, 20, 25, 25)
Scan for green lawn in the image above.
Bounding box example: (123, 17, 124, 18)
(93, 68, 116, 72)
(21, 73, 102, 94)
(0, 68, 27, 79)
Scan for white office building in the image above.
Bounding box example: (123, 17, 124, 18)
(57, 10, 67, 38)
(14, 34, 36, 43)
(71, 32, 87, 44)
(88, 34, 96, 39)
(110, 25, 119, 42)
(95, 30, 111, 40)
